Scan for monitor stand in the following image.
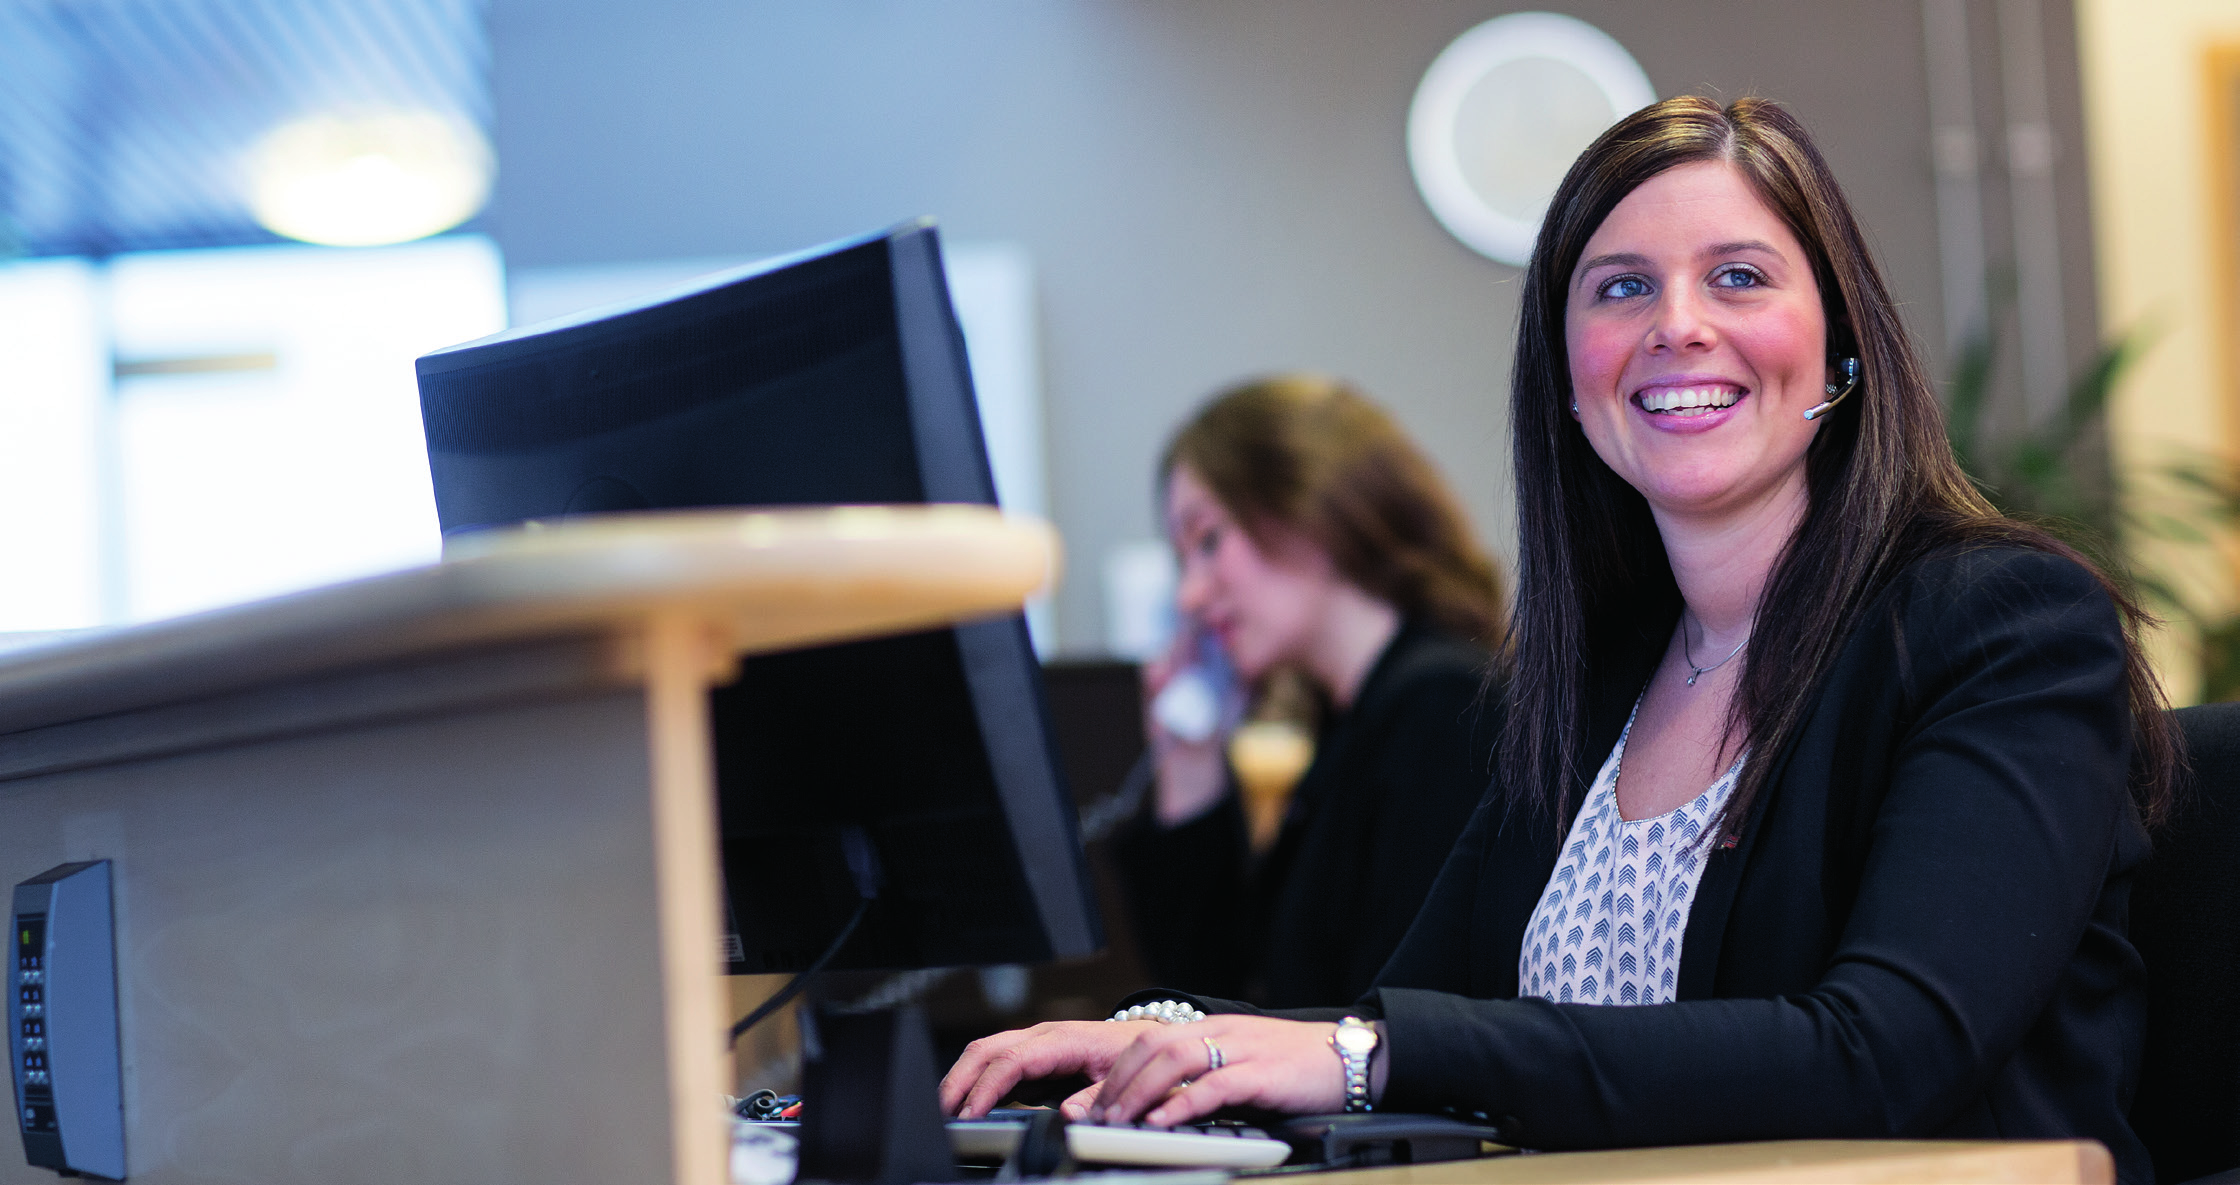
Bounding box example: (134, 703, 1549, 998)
(795, 1003, 957, 1185)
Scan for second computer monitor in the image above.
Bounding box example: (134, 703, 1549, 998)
(414, 219, 1101, 973)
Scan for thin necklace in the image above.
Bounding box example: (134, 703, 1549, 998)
(1682, 621, 1749, 687)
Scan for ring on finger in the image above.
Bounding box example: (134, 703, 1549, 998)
(1202, 1035, 1225, 1073)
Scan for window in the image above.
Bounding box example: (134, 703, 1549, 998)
(0, 237, 504, 630)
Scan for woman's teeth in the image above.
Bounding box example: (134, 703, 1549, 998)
(1638, 386, 1743, 415)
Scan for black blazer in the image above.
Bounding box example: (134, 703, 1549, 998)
(1113, 620, 1493, 1008)
(1141, 548, 2154, 1182)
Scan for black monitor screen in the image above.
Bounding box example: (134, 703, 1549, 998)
(415, 220, 1101, 972)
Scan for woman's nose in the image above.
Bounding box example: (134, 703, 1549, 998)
(1648, 289, 1717, 353)
(1175, 558, 1212, 616)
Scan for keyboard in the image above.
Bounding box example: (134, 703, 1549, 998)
(740, 1108, 1509, 1177)
(1067, 1121, 1292, 1168)
(948, 1116, 1290, 1169)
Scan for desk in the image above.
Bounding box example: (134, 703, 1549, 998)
(1320, 1139, 2111, 1184)
(0, 506, 1054, 1185)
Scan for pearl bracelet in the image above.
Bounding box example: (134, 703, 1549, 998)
(1109, 1000, 1205, 1024)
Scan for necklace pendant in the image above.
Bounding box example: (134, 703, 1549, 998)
(1687, 670, 1700, 687)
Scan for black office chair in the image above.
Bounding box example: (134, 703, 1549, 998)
(2130, 703, 2240, 1185)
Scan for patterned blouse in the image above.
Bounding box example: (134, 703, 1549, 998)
(1518, 704, 1741, 1006)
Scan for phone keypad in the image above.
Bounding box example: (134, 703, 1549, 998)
(14, 914, 54, 1132)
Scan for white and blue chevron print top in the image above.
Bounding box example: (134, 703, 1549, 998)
(1518, 702, 1741, 1006)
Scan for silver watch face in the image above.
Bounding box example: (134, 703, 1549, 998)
(1335, 1022, 1378, 1055)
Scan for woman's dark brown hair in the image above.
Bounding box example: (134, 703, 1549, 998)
(1503, 95, 2176, 835)
(1162, 373, 1506, 648)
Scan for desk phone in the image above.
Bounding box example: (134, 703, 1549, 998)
(9, 861, 124, 1180)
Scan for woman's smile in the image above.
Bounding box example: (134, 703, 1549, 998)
(1631, 375, 1749, 432)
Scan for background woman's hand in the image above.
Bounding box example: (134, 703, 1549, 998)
(1142, 633, 1231, 826)
(1084, 1016, 1353, 1128)
(940, 1020, 1157, 1118)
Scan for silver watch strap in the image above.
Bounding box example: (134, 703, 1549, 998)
(1333, 1016, 1375, 1113)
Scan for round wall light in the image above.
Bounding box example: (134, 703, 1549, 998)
(1407, 13, 1655, 266)
(249, 112, 493, 247)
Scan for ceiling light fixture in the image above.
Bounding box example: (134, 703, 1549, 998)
(248, 112, 492, 247)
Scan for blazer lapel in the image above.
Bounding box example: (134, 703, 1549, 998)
(1675, 696, 1810, 999)
(1676, 764, 1768, 999)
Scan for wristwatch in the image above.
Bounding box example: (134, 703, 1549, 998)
(1331, 1016, 1379, 1113)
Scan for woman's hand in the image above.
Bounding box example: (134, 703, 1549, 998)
(1083, 1016, 1364, 1127)
(1142, 635, 1230, 826)
(940, 1020, 1158, 1118)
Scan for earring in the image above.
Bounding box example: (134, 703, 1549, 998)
(1803, 357, 1860, 421)
(1570, 399, 1579, 415)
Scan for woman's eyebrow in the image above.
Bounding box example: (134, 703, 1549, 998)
(1706, 239, 1782, 258)
(1576, 251, 1651, 274)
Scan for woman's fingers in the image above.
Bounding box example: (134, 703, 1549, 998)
(1059, 1079, 1103, 1120)
(940, 1039, 1023, 1118)
(1141, 648, 1180, 695)
(944, 1016, 1352, 1126)
(940, 1020, 1155, 1118)
(1145, 1068, 1251, 1128)
(955, 1040, 1056, 1119)
(939, 1026, 1038, 1115)
(1148, 628, 1196, 688)
(1085, 1026, 1160, 1121)
(1092, 1025, 1216, 1124)
(943, 1023, 1081, 1117)
(1090, 1017, 1352, 1126)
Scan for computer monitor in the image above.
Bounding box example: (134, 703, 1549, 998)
(413, 219, 1101, 974)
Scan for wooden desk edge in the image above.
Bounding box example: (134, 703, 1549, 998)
(1309, 1138, 2113, 1184)
(0, 505, 1057, 735)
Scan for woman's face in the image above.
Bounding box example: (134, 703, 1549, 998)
(1164, 464, 1335, 682)
(1564, 159, 1830, 523)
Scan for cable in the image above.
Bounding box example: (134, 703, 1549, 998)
(728, 824, 884, 1047)
(728, 894, 872, 1045)
(807, 754, 1154, 1026)
(1076, 749, 1154, 844)
(829, 966, 959, 1016)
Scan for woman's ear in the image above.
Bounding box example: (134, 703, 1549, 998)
(1826, 306, 1857, 363)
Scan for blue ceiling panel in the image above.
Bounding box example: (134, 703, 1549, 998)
(0, 0, 488, 257)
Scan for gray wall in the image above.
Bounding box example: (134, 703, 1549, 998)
(487, 1, 2077, 653)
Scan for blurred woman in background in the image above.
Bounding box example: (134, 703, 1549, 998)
(1112, 374, 1505, 1008)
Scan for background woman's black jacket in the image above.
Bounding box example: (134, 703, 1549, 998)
(1112, 620, 1493, 1008)
(1133, 548, 2155, 1182)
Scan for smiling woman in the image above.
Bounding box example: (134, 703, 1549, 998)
(941, 97, 2177, 1183)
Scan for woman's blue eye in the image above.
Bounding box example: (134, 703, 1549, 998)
(1713, 266, 1763, 289)
(1598, 275, 1651, 300)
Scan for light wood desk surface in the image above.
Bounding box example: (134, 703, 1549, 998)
(1315, 1139, 2110, 1184)
(0, 503, 1057, 734)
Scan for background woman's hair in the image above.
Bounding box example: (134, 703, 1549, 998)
(1161, 373, 1506, 649)
(1502, 94, 2176, 834)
